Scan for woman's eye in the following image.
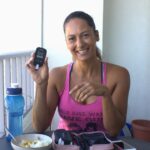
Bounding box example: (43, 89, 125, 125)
(83, 33, 89, 38)
(68, 37, 74, 42)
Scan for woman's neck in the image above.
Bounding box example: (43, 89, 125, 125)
(73, 59, 101, 79)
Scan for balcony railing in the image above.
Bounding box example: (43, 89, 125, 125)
(0, 51, 34, 137)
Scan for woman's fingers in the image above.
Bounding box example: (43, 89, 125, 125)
(44, 57, 48, 64)
(79, 87, 94, 102)
(76, 83, 91, 101)
(26, 52, 35, 69)
(69, 82, 96, 103)
(25, 51, 49, 86)
(69, 83, 82, 95)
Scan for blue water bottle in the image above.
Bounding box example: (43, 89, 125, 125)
(5, 83, 25, 142)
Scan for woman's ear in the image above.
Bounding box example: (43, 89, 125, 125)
(95, 30, 99, 41)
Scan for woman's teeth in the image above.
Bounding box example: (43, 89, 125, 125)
(78, 50, 87, 55)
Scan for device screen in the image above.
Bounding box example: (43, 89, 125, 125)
(33, 47, 47, 69)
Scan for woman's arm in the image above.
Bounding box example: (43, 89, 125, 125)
(102, 66, 130, 136)
(32, 82, 50, 132)
(32, 68, 62, 133)
(69, 64, 130, 136)
(26, 54, 59, 133)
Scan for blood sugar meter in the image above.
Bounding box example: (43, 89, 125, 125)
(33, 47, 47, 70)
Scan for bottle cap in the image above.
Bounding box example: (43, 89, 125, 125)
(7, 83, 22, 95)
(11, 83, 19, 88)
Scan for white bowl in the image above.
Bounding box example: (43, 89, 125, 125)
(11, 133, 52, 150)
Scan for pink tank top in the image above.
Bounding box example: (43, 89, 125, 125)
(57, 62, 107, 132)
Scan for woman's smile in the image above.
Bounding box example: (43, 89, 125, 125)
(76, 49, 89, 55)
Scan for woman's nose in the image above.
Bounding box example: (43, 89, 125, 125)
(76, 37, 84, 49)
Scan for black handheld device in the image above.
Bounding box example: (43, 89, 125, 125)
(33, 47, 47, 70)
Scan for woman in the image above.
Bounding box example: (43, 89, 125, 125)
(26, 11, 130, 137)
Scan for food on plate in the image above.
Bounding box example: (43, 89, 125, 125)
(19, 138, 50, 148)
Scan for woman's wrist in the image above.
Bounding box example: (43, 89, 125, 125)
(102, 86, 111, 98)
(36, 80, 48, 89)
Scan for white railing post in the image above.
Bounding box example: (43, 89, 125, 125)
(0, 60, 5, 137)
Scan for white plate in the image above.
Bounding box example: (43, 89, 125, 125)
(11, 133, 52, 150)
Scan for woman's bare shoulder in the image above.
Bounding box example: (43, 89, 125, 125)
(106, 62, 129, 72)
(105, 62, 130, 83)
(48, 64, 68, 91)
(49, 65, 67, 76)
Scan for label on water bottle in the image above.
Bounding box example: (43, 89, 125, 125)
(5, 84, 24, 142)
(6, 111, 23, 141)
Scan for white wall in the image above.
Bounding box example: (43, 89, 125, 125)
(103, 0, 150, 123)
(0, 0, 41, 53)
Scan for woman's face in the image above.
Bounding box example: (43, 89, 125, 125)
(64, 18, 99, 61)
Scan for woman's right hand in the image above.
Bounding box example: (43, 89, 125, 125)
(25, 52, 49, 85)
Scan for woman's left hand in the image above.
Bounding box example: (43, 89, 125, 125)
(69, 81, 109, 103)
